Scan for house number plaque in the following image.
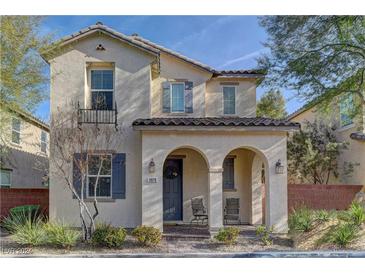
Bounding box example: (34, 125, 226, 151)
(147, 177, 158, 184)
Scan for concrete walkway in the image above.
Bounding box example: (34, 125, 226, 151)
(2, 251, 365, 258)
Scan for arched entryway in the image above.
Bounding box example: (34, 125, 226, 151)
(162, 147, 209, 224)
(221, 147, 267, 226)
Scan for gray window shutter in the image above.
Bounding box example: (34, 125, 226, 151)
(112, 153, 126, 199)
(184, 81, 193, 113)
(162, 81, 171, 113)
(73, 153, 87, 199)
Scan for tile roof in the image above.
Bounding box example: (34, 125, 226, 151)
(132, 117, 300, 128)
(213, 70, 264, 77)
(42, 23, 160, 61)
(132, 36, 264, 77)
(44, 22, 264, 78)
(131, 35, 214, 73)
(1, 102, 49, 131)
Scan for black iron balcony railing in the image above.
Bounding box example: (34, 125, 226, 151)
(77, 102, 118, 129)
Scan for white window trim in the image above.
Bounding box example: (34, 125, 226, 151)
(89, 68, 115, 110)
(11, 117, 21, 145)
(86, 153, 113, 199)
(40, 131, 47, 154)
(222, 85, 236, 115)
(170, 82, 185, 113)
(0, 169, 12, 188)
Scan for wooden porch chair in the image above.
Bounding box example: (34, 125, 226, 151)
(224, 198, 241, 225)
(190, 198, 208, 225)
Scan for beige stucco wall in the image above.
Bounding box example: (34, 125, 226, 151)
(140, 129, 288, 233)
(290, 106, 365, 185)
(49, 33, 155, 227)
(1, 110, 49, 188)
(205, 78, 256, 117)
(150, 53, 257, 118)
(151, 53, 212, 117)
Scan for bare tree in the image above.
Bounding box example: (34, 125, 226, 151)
(50, 102, 123, 240)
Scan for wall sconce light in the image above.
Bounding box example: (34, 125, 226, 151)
(275, 159, 284, 174)
(148, 158, 155, 173)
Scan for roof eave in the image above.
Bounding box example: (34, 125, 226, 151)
(212, 74, 265, 79)
(133, 125, 299, 132)
(1, 103, 50, 131)
(41, 26, 160, 62)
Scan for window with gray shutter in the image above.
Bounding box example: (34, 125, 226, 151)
(162, 81, 171, 113)
(184, 81, 193, 113)
(112, 153, 126, 199)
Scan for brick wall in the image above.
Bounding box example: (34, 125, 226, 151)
(0, 189, 49, 218)
(288, 184, 363, 212)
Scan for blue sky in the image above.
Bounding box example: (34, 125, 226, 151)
(36, 15, 304, 121)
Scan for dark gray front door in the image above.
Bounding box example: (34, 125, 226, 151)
(163, 159, 183, 221)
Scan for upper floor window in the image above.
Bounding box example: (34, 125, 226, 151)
(40, 131, 47, 153)
(87, 154, 112, 198)
(91, 70, 114, 110)
(162, 81, 193, 114)
(223, 86, 236, 115)
(0, 169, 11, 188)
(11, 117, 21, 144)
(171, 83, 185, 113)
(340, 94, 354, 127)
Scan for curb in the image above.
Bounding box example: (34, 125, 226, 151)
(2, 251, 365, 258)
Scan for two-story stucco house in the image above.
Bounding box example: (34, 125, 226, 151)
(0, 105, 49, 189)
(45, 22, 299, 234)
(288, 95, 365, 186)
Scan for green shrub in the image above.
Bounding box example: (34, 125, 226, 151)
(255, 225, 273, 246)
(131, 225, 162, 247)
(43, 222, 80, 248)
(348, 202, 365, 226)
(1, 209, 43, 234)
(288, 207, 314, 232)
(331, 223, 358, 247)
(214, 227, 240, 245)
(91, 223, 127, 248)
(336, 210, 352, 222)
(314, 210, 330, 223)
(11, 215, 46, 246)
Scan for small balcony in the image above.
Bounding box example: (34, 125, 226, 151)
(77, 102, 118, 129)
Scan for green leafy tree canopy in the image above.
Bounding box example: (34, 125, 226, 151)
(258, 16, 365, 115)
(1, 16, 53, 113)
(257, 89, 287, 119)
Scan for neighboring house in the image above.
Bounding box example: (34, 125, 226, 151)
(288, 94, 365, 185)
(0, 105, 49, 189)
(44, 22, 299, 234)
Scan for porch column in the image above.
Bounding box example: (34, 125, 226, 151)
(265, 145, 288, 233)
(208, 167, 223, 235)
(141, 135, 164, 232)
(251, 155, 263, 225)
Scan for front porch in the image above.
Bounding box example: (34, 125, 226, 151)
(161, 147, 266, 229)
(134, 117, 299, 235)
